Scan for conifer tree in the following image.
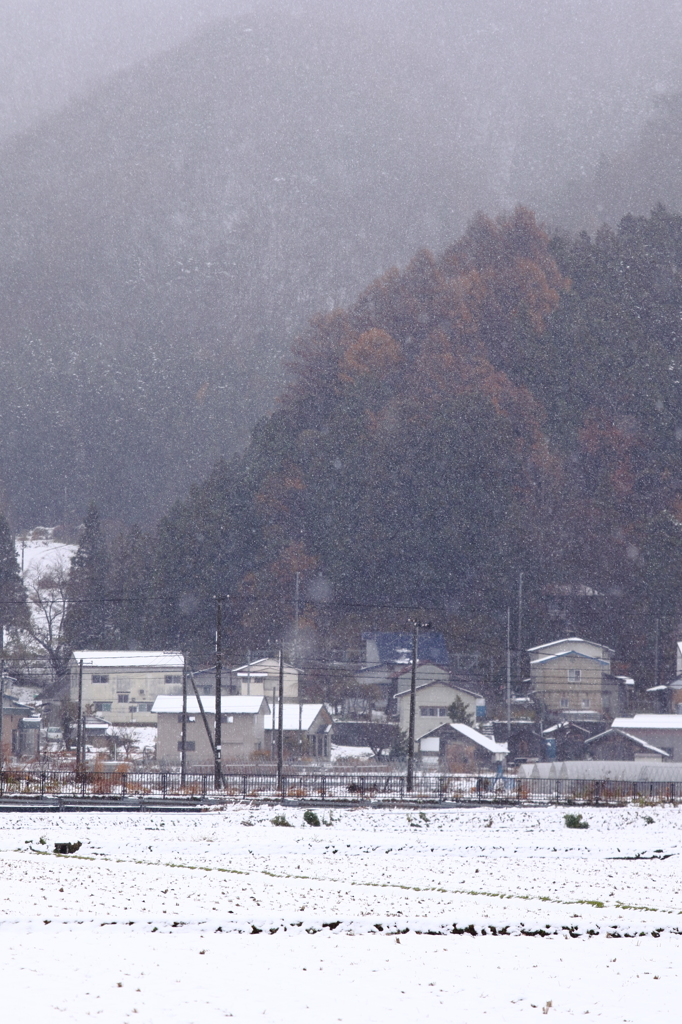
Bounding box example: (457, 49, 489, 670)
(63, 504, 111, 650)
(0, 511, 29, 633)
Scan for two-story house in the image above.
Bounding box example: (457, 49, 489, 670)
(527, 637, 626, 722)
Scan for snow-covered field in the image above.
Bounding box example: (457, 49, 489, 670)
(1, 804, 681, 1022)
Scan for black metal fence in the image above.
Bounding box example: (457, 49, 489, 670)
(1, 769, 682, 805)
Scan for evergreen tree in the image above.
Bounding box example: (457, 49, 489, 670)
(63, 504, 111, 650)
(0, 511, 29, 633)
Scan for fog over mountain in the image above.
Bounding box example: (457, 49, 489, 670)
(2, 1, 682, 527)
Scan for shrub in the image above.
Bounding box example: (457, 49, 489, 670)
(271, 814, 292, 827)
(303, 810, 321, 827)
(564, 813, 589, 829)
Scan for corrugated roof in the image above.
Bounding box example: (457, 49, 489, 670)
(72, 650, 184, 669)
(264, 704, 328, 731)
(530, 651, 608, 666)
(152, 695, 268, 715)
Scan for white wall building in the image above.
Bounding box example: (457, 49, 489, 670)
(68, 651, 184, 726)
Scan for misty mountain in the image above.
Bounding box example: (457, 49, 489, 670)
(2, 2, 682, 526)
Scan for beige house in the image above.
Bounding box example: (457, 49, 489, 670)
(396, 679, 485, 744)
(69, 651, 185, 726)
(152, 694, 269, 768)
(590, 715, 682, 762)
(527, 637, 625, 722)
(264, 703, 333, 760)
(229, 658, 299, 702)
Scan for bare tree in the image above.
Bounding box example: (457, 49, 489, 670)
(18, 562, 72, 692)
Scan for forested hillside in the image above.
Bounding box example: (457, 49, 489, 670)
(1, 2, 680, 527)
(92, 207, 682, 688)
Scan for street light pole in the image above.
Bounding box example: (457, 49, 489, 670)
(76, 658, 84, 772)
(406, 619, 431, 792)
(0, 626, 5, 775)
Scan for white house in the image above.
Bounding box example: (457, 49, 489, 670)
(68, 651, 184, 726)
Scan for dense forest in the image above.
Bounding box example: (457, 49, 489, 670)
(46, 205, 682, 696)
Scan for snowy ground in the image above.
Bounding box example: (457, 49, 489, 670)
(1, 804, 682, 1022)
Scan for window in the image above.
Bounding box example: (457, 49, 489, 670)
(420, 706, 439, 716)
(117, 693, 129, 703)
(220, 714, 234, 724)
(165, 675, 182, 687)
(567, 669, 581, 682)
(93, 702, 112, 712)
(581, 699, 590, 709)
(92, 674, 109, 685)
(438, 707, 448, 717)
(136, 702, 154, 712)
(129, 705, 137, 713)
(560, 698, 570, 708)
(177, 741, 195, 752)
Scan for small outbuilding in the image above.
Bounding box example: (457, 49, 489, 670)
(418, 721, 508, 771)
(264, 704, 333, 760)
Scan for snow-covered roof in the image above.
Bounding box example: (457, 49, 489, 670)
(152, 695, 268, 715)
(585, 728, 670, 758)
(420, 721, 508, 755)
(610, 715, 682, 730)
(530, 651, 608, 666)
(264, 704, 329, 731)
(72, 651, 184, 669)
(395, 680, 483, 699)
(231, 658, 299, 674)
(527, 637, 614, 655)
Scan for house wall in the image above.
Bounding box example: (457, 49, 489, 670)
(263, 710, 333, 760)
(397, 682, 478, 742)
(69, 662, 183, 725)
(530, 655, 619, 718)
(156, 710, 265, 768)
(440, 736, 495, 772)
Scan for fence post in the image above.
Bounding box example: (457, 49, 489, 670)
(321, 774, 326, 800)
(40, 771, 45, 798)
(202, 773, 207, 799)
(162, 773, 167, 799)
(121, 773, 127, 798)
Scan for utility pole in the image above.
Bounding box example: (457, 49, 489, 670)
(506, 608, 512, 740)
(406, 619, 431, 792)
(214, 595, 227, 790)
(76, 658, 84, 772)
(294, 572, 300, 665)
(0, 626, 5, 775)
(517, 571, 524, 686)
(654, 618, 660, 691)
(181, 653, 188, 786)
(246, 650, 251, 696)
(277, 648, 285, 790)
